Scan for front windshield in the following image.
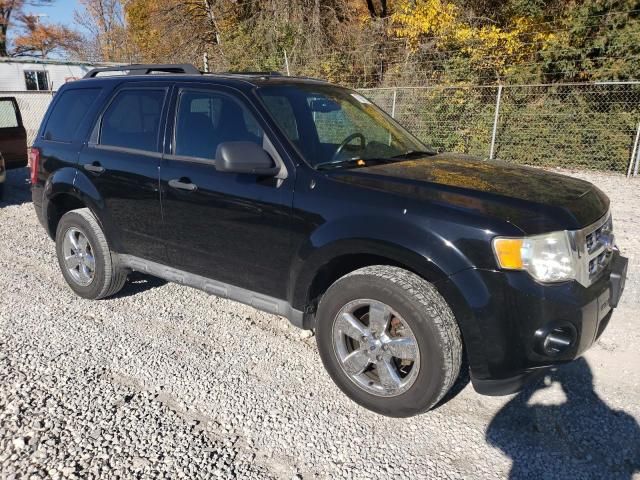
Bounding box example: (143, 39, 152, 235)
(257, 84, 432, 169)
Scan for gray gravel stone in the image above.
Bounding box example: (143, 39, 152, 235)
(1, 167, 639, 479)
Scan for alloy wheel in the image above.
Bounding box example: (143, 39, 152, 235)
(62, 227, 96, 286)
(332, 299, 420, 397)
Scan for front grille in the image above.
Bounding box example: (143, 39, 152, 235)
(572, 212, 614, 287)
(585, 215, 613, 255)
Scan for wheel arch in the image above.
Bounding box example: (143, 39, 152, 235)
(43, 170, 120, 250)
(45, 191, 86, 239)
(290, 238, 449, 316)
(290, 239, 482, 376)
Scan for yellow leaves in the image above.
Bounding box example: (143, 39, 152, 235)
(392, 0, 459, 49)
(391, 2, 556, 78)
(459, 18, 555, 74)
(125, 0, 184, 62)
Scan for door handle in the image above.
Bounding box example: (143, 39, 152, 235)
(84, 162, 105, 174)
(169, 178, 198, 192)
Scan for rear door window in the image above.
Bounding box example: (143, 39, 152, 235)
(100, 89, 166, 152)
(0, 99, 18, 128)
(44, 88, 101, 142)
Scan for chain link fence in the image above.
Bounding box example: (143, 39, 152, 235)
(362, 81, 640, 175)
(2, 92, 55, 146)
(3, 81, 640, 175)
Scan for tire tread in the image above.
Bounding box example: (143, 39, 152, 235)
(339, 265, 462, 413)
(60, 208, 126, 299)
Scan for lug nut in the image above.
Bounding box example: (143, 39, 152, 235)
(376, 355, 383, 361)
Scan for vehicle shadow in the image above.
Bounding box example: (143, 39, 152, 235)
(486, 357, 640, 479)
(0, 167, 31, 207)
(113, 271, 168, 299)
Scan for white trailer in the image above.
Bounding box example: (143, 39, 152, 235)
(0, 58, 119, 144)
(0, 57, 112, 91)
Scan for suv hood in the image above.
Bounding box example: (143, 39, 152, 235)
(329, 153, 609, 233)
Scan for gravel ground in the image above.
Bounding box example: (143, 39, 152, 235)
(1, 167, 639, 480)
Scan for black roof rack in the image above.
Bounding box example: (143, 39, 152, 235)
(219, 71, 283, 77)
(84, 64, 201, 79)
(218, 71, 328, 83)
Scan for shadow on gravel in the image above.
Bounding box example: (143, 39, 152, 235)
(113, 271, 168, 298)
(486, 358, 640, 479)
(0, 167, 31, 207)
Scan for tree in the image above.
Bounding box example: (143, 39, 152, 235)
(73, 0, 131, 61)
(390, 0, 555, 83)
(539, 0, 640, 82)
(12, 13, 80, 57)
(76, 0, 640, 86)
(0, 0, 53, 56)
(365, 0, 388, 18)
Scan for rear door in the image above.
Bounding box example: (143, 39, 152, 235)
(159, 83, 295, 298)
(0, 97, 27, 169)
(77, 83, 170, 262)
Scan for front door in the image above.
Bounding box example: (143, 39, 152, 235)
(159, 85, 295, 299)
(77, 84, 170, 262)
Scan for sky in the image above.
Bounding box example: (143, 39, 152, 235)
(25, 0, 79, 29)
(17, 0, 83, 59)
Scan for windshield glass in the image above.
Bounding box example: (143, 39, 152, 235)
(257, 84, 432, 169)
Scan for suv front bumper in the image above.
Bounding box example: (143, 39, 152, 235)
(438, 250, 628, 396)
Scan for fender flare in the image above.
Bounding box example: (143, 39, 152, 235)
(43, 168, 122, 251)
(288, 214, 475, 310)
(42, 167, 78, 237)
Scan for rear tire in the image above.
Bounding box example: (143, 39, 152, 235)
(55, 208, 127, 299)
(316, 265, 462, 417)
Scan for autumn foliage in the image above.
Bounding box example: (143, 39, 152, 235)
(12, 13, 80, 57)
(107, 0, 638, 86)
(2, 0, 638, 87)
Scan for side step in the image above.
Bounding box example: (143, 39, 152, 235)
(116, 254, 306, 329)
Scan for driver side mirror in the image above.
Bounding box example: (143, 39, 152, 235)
(215, 141, 278, 175)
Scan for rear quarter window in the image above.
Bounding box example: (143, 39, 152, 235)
(44, 88, 102, 142)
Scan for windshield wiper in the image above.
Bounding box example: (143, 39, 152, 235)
(316, 153, 429, 171)
(315, 158, 363, 171)
(391, 150, 434, 159)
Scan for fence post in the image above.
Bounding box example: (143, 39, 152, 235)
(283, 49, 290, 76)
(627, 121, 640, 178)
(202, 51, 209, 73)
(634, 137, 640, 177)
(391, 88, 398, 118)
(489, 84, 503, 160)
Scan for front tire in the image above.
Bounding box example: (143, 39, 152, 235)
(55, 208, 127, 299)
(316, 266, 462, 417)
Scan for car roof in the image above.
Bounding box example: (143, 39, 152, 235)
(74, 64, 331, 91)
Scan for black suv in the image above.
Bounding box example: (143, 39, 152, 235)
(31, 64, 627, 417)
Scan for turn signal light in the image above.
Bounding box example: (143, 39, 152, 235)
(492, 238, 524, 269)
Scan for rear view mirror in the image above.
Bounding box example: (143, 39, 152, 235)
(215, 142, 277, 175)
(309, 98, 341, 113)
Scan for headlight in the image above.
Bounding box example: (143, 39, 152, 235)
(493, 231, 576, 283)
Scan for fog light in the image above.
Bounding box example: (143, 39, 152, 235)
(535, 322, 577, 356)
